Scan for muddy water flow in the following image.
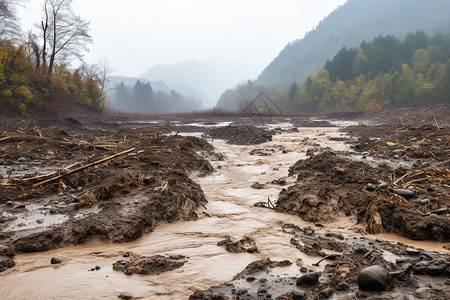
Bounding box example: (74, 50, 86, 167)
(1, 125, 448, 299)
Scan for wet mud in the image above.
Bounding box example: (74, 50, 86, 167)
(0, 108, 449, 299)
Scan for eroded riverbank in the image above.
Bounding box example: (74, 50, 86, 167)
(0, 119, 449, 299)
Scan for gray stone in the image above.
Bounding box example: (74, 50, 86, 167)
(357, 265, 394, 291)
(49, 207, 58, 214)
(118, 292, 133, 300)
(236, 288, 247, 296)
(296, 272, 319, 286)
(318, 288, 334, 299)
(251, 182, 264, 189)
(65, 203, 79, 212)
(366, 183, 376, 191)
(386, 142, 397, 147)
(51, 257, 61, 264)
(292, 287, 307, 299)
(393, 189, 415, 199)
(378, 182, 388, 189)
(405, 247, 421, 256)
(431, 207, 449, 215)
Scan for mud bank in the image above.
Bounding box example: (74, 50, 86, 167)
(0, 121, 214, 272)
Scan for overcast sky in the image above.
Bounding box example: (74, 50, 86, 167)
(18, 0, 347, 78)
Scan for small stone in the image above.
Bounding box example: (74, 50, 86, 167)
(336, 282, 349, 291)
(6, 200, 13, 206)
(36, 219, 44, 224)
(76, 187, 83, 192)
(57, 192, 64, 197)
(386, 142, 397, 147)
(405, 247, 421, 256)
(95, 266, 101, 270)
(49, 207, 58, 214)
(419, 199, 429, 205)
(236, 288, 247, 296)
(91, 268, 95, 271)
(420, 162, 431, 168)
(118, 292, 133, 300)
(13, 202, 25, 209)
(366, 183, 376, 191)
(251, 182, 264, 189)
(282, 149, 288, 154)
(357, 265, 394, 291)
(257, 288, 267, 294)
(318, 288, 334, 299)
(300, 266, 308, 273)
(431, 208, 449, 215)
(305, 229, 314, 235)
(292, 287, 307, 299)
(378, 182, 388, 189)
(246, 247, 258, 253)
(65, 203, 79, 212)
(17, 157, 26, 162)
(134, 200, 140, 204)
(296, 272, 319, 286)
(51, 257, 61, 264)
(393, 155, 400, 159)
(340, 272, 347, 279)
(123, 252, 130, 258)
(393, 189, 415, 199)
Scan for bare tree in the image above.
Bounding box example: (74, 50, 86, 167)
(40, 0, 92, 75)
(82, 58, 114, 103)
(0, 0, 23, 42)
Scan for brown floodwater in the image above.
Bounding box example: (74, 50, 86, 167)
(1, 125, 448, 299)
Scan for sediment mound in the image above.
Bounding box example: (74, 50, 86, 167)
(206, 125, 273, 145)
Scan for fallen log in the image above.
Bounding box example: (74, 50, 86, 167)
(33, 148, 136, 187)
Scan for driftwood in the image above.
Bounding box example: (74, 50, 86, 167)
(432, 115, 440, 130)
(33, 148, 136, 187)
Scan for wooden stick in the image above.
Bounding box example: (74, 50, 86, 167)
(432, 115, 440, 130)
(0, 136, 11, 142)
(33, 148, 135, 187)
(393, 172, 408, 186)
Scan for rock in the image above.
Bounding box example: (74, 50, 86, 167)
(317, 288, 334, 299)
(366, 183, 376, 191)
(378, 182, 389, 189)
(272, 178, 286, 185)
(419, 199, 429, 205)
(390, 263, 413, 281)
(292, 287, 307, 299)
(36, 219, 44, 224)
(57, 192, 64, 197)
(393, 155, 400, 159)
(51, 257, 61, 264)
(123, 252, 130, 258)
(236, 288, 247, 296)
(431, 207, 449, 215)
(300, 266, 308, 273)
(420, 162, 431, 168)
(118, 292, 133, 300)
(134, 200, 140, 204)
(95, 266, 101, 270)
(393, 189, 415, 199)
(246, 247, 258, 253)
(405, 247, 421, 256)
(12, 202, 25, 209)
(6, 200, 13, 207)
(49, 207, 58, 214)
(296, 272, 319, 286)
(251, 182, 264, 189)
(386, 142, 397, 147)
(65, 203, 79, 212)
(112, 255, 186, 275)
(357, 265, 394, 291)
(336, 282, 349, 291)
(282, 149, 288, 154)
(76, 187, 83, 192)
(304, 229, 314, 235)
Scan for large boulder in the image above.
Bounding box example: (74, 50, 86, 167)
(357, 265, 394, 291)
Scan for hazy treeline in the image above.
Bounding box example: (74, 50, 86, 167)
(218, 31, 450, 113)
(111, 80, 202, 114)
(0, 0, 106, 115)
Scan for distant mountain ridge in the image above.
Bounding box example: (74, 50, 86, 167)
(256, 0, 450, 86)
(140, 58, 259, 107)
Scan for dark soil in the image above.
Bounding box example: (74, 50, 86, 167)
(205, 125, 274, 145)
(113, 254, 187, 275)
(217, 236, 258, 253)
(277, 150, 449, 242)
(0, 118, 215, 272)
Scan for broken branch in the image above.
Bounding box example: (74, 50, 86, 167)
(33, 148, 135, 187)
(0, 136, 11, 142)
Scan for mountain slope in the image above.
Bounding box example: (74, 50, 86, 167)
(256, 0, 450, 86)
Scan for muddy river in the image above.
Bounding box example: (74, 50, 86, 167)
(1, 125, 448, 299)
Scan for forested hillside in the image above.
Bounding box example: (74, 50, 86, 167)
(256, 0, 450, 86)
(296, 31, 450, 112)
(111, 80, 202, 114)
